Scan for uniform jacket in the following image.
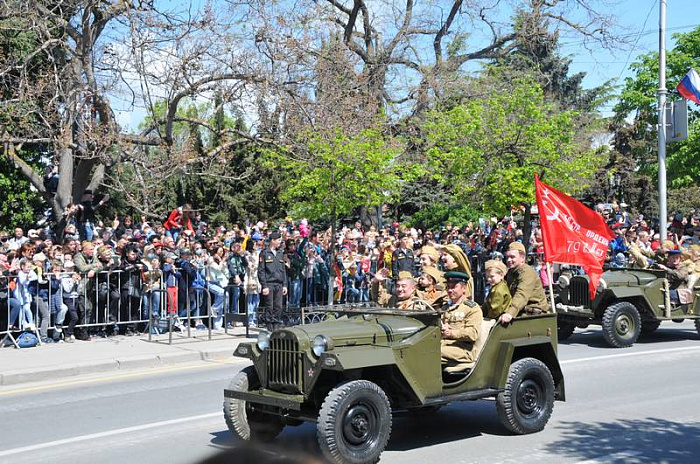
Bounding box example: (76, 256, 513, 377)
(391, 248, 415, 277)
(258, 247, 287, 288)
(440, 299, 482, 368)
(505, 264, 548, 317)
(417, 287, 448, 310)
(370, 281, 432, 311)
(483, 279, 512, 319)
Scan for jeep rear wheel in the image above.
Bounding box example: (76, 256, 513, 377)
(317, 380, 392, 464)
(695, 319, 700, 336)
(602, 302, 641, 348)
(557, 321, 576, 340)
(496, 358, 555, 434)
(223, 366, 284, 441)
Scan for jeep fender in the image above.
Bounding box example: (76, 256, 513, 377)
(495, 338, 565, 401)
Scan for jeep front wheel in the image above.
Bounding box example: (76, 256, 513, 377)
(317, 380, 392, 464)
(602, 302, 641, 348)
(496, 358, 555, 434)
(223, 366, 284, 441)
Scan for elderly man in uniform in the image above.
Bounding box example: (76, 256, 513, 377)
(371, 270, 432, 311)
(440, 271, 482, 372)
(656, 249, 691, 304)
(499, 242, 548, 324)
(258, 231, 287, 331)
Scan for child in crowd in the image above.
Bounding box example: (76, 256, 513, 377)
(482, 259, 511, 320)
(61, 261, 82, 342)
(163, 252, 181, 318)
(14, 258, 36, 330)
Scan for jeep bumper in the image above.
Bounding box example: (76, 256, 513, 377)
(224, 388, 304, 410)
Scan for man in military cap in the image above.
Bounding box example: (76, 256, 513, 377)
(500, 242, 548, 324)
(440, 271, 482, 372)
(656, 249, 691, 303)
(371, 270, 432, 310)
(258, 231, 287, 330)
(416, 266, 447, 309)
(392, 234, 416, 277)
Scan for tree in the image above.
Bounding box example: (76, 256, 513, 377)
(423, 77, 605, 240)
(611, 25, 700, 213)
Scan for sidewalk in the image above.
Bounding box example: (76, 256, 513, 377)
(0, 328, 257, 386)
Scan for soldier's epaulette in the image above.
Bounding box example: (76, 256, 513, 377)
(464, 300, 478, 307)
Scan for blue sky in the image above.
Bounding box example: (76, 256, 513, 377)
(564, 0, 698, 115)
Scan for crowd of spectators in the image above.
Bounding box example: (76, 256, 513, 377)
(2, 196, 700, 346)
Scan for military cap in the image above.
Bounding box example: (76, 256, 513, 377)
(443, 244, 472, 274)
(420, 245, 440, 263)
(508, 242, 526, 254)
(269, 231, 281, 240)
(667, 249, 681, 256)
(484, 259, 507, 275)
(397, 270, 414, 281)
(421, 266, 444, 286)
(444, 271, 470, 283)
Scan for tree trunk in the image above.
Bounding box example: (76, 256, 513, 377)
(328, 205, 336, 306)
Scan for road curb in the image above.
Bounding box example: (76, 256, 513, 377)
(0, 346, 243, 386)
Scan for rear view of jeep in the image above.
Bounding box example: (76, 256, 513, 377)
(223, 306, 564, 464)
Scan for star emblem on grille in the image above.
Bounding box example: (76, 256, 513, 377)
(307, 368, 314, 377)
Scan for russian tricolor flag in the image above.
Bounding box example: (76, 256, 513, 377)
(677, 68, 700, 104)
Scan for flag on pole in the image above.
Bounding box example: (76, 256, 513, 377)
(534, 175, 614, 299)
(676, 68, 700, 104)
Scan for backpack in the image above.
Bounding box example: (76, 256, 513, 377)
(16, 331, 39, 348)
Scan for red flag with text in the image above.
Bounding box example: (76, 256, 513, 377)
(535, 175, 614, 298)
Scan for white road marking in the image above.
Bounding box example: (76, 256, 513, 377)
(561, 345, 700, 365)
(0, 411, 221, 457)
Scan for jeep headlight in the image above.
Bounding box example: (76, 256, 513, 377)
(598, 278, 607, 291)
(257, 331, 270, 350)
(557, 275, 570, 289)
(312, 335, 330, 358)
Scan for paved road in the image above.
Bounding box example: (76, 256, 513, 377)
(1, 322, 700, 464)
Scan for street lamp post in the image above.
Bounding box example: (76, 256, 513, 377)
(658, 0, 668, 241)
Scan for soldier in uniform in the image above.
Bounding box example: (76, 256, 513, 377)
(392, 234, 416, 277)
(440, 271, 482, 372)
(499, 242, 548, 324)
(257, 231, 287, 330)
(416, 266, 447, 309)
(371, 270, 432, 311)
(656, 249, 690, 303)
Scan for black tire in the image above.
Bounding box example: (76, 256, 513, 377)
(602, 302, 641, 348)
(641, 320, 661, 335)
(695, 319, 700, 336)
(317, 380, 392, 464)
(496, 358, 555, 435)
(223, 366, 284, 441)
(557, 321, 576, 340)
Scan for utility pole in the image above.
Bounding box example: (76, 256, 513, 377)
(658, 0, 668, 240)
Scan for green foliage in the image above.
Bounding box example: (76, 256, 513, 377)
(0, 156, 43, 229)
(270, 126, 413, 221)
(423, 78, 602, 216)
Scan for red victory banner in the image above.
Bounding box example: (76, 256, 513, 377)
(534, 175, 614, 298)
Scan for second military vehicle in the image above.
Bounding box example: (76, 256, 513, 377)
(223, 305, 565, 464)
(556, 267, 700, 347)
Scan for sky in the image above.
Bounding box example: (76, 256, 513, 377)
(563, 0, 698, 116)
(113, 0, 699, 128)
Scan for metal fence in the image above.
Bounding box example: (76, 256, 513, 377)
(1, 268, 338, 349)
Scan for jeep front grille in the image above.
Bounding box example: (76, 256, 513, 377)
(266, 332, 302, 393)
(569, 277, 591, 307)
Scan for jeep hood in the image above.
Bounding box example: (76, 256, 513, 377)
(293, 314, 428, 347)
(603, 269, 659, 286)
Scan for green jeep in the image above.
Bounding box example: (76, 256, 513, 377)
(556, 268, 700, 348)
(223, 306, 565, 464)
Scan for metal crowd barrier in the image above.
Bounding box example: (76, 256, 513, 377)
(1, 267, 335, 349)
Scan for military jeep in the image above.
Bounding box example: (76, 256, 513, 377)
(223, 305, 565, 464)
(556, 268, 700, 348)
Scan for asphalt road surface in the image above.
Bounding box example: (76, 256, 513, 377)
(1, 321, 700, 464)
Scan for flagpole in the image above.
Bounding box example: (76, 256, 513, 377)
(658, 0, 668, 241)
(546, 262, 556, 314)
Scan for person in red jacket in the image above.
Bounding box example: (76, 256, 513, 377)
(163, 204, 194, 242)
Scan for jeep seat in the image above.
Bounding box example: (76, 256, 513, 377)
(443, 318, 496, 374)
